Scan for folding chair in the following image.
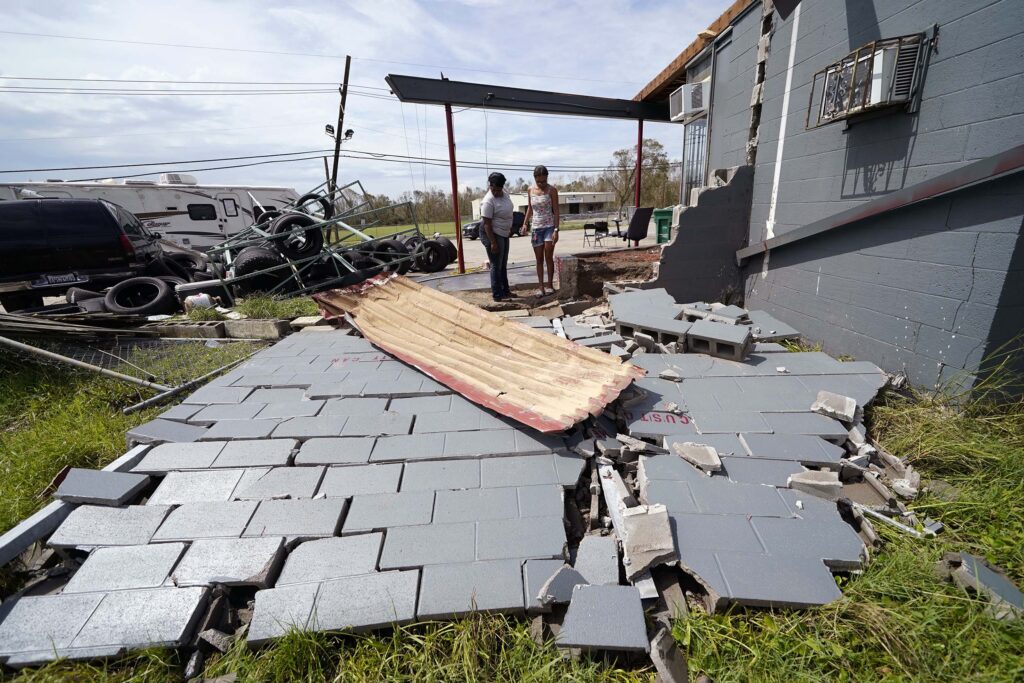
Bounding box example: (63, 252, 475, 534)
(592, 221, 610, 247)
(582, 223, 597, 247)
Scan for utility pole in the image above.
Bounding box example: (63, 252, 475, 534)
(330, 55, 352, 198)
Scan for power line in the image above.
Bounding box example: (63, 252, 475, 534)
(0, 87, 399, 100)
(0, 30, 642, 86)
(0, 120, 325, 144)
(0, 76, 390, 89)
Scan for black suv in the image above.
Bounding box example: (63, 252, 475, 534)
(0, 199, 163, 311)
(461, 211, 526, 240)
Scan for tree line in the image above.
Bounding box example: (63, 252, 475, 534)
(357, 139, 681, 226)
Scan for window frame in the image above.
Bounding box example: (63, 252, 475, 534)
(186, 203, 218, 221)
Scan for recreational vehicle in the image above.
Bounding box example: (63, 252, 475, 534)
(0, 174, 301, 250)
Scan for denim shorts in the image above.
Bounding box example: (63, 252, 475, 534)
(531, 226, 556, 247)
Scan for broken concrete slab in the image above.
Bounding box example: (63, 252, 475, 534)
(212, 439, 296, 468)
(171, 537, 284, 588)
(788, 470, 843, 500)
(557, 585, 649, 653)
(433, 487, 518, 523)
(522, 559, 567, 612)
(719, 456, 806, 487)
(573, 535, 619, 585)
(621, 504, 678, 580)
(762, 412, 849, 442)
(152, 501, 258, 542)
(317, 463, 403, 498)
(669, 512, 767, 554)
(679, 550, 842, 610)
(938, 552, 1024, 620)
(311, 570, 419, 631)
(343, 490, 435, 533)
(320, 397, 390, 416)
(538, 565, 588, 607)
(275, 533, 383, 585)
(750, 516, 865, 571)
(739, 432, 846, 465)
(340, 411, 414, 437)
(0, 587, 207, 666)
(745, 310, 799, 341)
(476, 516, 566, 561)
(671, 442, 722, 473)
(48, 505, 172, 548)
(62, 543, 186, 593)
(131, 441, 226, 474)
(147, 469, 245, 506)
(293, 437, 375, 465)
(55, 468, 149, 507)
(247, 582, 319, 645)
(255, 400, 325, 420)
(182, 386, 253, 405)
(232, 466, 326, 501)
(810, 390, 859, 422)
(417, 560, 524, 618)
(242, 498, 346, 541)
(399, 459, 480, 492)
(188, 402, 267, 426)
(379, 522, 476, 569)
(126, 419, 208, 447)
(270, 416, 348, 439)
(199, 419, 282, 441)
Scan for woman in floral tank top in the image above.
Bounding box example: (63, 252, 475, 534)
(522, 165, 560, 295)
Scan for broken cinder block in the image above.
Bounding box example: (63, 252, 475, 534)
(621, 503, 678, 580)
(811, 390, 859, 423)
(787, 470, 843, 501)
(937, 552, 1023, 620)
(672, 442, 722, 473)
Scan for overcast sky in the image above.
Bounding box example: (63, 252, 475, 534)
(0, 0, 723, 197)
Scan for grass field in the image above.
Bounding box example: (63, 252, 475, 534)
(0, 340, 1022, 681)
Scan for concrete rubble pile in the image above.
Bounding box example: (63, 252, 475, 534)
(0, 286, 997, 677)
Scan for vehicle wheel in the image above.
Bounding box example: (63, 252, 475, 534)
(253, 207, 281, 226)
(415, 240, 448, 273)
(435, 235, 458, 263)
(65, 287, 103, 304)
(166, 252, 204, 272)
(295, 193, 334, 221)
(232, 246, 288, 295)
(403, 234, 425, 251)
(375, 239, 412, 275)
(190, 271, 215, 281)
(0, 292, 44, 312)
(103, 277, 178, 315)
(148, 253, 193, 282)
(270, 213, 325, 260)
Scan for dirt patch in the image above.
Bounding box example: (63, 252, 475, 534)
(576, 247, 660, 297)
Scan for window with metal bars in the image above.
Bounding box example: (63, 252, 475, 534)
(681, 116, 708, 205)
(806, 33, 925, 129)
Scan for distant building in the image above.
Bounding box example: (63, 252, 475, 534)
(470, 191, 615, 220)
(636, 0, 1024, 390)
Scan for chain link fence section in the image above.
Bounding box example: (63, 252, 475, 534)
(0, 336, 267, 388)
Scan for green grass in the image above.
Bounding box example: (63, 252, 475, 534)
(185, 306, 226, 322)
(235, 295, 320, 320)
(2, 343, 1023, 681)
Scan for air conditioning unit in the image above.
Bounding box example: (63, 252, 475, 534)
(669, 77, 711, 122)
(159, 173, 198, 186)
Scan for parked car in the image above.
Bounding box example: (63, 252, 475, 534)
(0, 198, 164, 311)
(461, 211, 526, 240)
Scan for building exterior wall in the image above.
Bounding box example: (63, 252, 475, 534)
(706, 3, 763, 174)
(470, 192, 616, 220)
(736, 0, 1024, 389)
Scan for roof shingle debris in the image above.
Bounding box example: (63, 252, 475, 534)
(0, 284, 936, 674)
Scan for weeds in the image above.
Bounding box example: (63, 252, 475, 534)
(185, 307, 226, 321)
(235, 295, 319, 320)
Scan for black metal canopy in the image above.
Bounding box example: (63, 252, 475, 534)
(385, 74, 671, 122)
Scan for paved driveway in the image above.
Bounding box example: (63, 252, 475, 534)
(458, 228, 656, 269)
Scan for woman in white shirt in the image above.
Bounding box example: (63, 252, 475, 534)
(479, 172, 514, 301)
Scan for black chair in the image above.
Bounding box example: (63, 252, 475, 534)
(622, 207, 654, 246)
(592, 221, 610, 247)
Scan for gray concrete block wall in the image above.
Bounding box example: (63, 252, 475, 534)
(707, 4, 762, 173)
(749, 0, 1024, 242)
(745, 173, 1024, 388)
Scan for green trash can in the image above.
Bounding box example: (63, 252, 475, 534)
(653, 207, 673, 244)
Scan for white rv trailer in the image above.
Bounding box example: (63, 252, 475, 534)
(0, 173, 301, 250)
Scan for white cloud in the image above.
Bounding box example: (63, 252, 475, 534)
(0, 0, 724, 196)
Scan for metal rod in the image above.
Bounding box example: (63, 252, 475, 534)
(122, 353, 255, 415)
(445, 100, 466, 273)
(0, 335, 173, 392)
(330, 55, 352, 195)
(851, 502, 932, 538)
